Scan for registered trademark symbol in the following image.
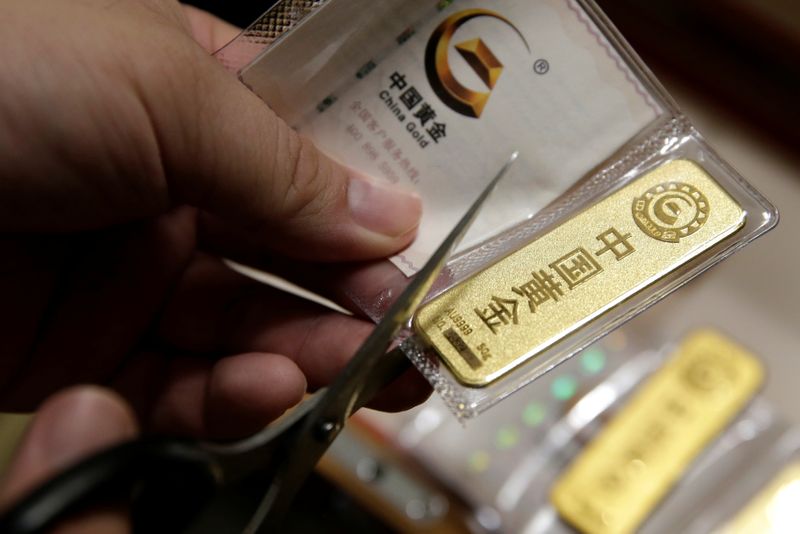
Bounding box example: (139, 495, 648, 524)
(533, 59, 550, 74)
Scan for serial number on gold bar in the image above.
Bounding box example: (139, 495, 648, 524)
(413, 160, 746, 386)
(551, 329, 764, 534)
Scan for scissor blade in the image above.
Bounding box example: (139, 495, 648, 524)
(384, 150, 519, 329)
(328, 150, 520, 410)
(336, 150, 519, 413)
(332, 149, 520, 412)
(250, 152, 519, 532)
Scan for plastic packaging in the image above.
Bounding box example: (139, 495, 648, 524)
(217, 0, 777, 419)
(360, 328, 788, 533)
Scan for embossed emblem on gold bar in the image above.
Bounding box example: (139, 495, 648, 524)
(413, 160, 746, 386)
(550, 330, 764, 534)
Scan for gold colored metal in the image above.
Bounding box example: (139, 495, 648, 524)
(715, 462, 800, 534)
(455, 38, 504, 89)
(414, 160, 746, 386)
(424, 9, 527, 118)
(550, 329, 764, 534)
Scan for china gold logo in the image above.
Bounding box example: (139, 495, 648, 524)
(425, 9, 528, 118)
(632, 182, 709, 243)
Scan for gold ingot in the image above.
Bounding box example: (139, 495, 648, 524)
(413, 160, 746, 386)
(715, 461, 800, 534)
(550, 330, 764, 534)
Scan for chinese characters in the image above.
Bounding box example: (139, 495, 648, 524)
(381, 71, 448, 146)
(474, 228, 637, 334)
(348, 100, 420, 184)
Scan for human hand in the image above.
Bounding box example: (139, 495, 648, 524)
(0, 0, 428, 446)
(0, 388, 137, 534)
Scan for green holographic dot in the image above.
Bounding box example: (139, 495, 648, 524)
(581, 348, 607, 375)
(551, 375, 578, 401)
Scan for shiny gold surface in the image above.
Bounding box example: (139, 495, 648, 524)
(550, 329, 764, 534)
(414, 160, 746, 386)
(715, 462, 800, 534)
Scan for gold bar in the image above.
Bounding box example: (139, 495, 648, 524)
(715, 461, 800, 534)
(551, 330, 764, 534)
(413, 160, 746, 386)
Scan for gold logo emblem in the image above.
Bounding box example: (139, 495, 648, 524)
(632, 182, 709, 243)
(425, 9, 528, 118)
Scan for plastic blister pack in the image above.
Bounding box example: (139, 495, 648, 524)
(217, 0, 777, 419)
(359, 328, 787, 534)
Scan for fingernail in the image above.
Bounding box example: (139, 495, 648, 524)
(348, 174, 422, 237)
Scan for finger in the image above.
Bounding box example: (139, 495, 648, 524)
(141, 352, 306, 439)
(154, 4, 425, 260)
(369, 366, 433, 413)
(142, 27, 421, 261)
(197, 225, 414, 316)
(189, 164, 422, 262)
(157, 255, 374, 387)
(205, 352, 307, 437)
(180, 5, 241, 54)
(0, 386, 137, 534)
(213, 259, 436, 412)
(158, 256, 431, 410)
(0, 1, 421, 261)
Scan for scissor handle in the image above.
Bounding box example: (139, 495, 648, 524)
(0, 438, 220, 534)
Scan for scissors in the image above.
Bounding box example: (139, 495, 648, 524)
(0, 152, 518, 534)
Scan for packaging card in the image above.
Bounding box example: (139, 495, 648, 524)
(242, 0, 662, 275)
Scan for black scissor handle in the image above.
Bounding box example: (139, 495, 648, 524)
(0, 438, 220, 534)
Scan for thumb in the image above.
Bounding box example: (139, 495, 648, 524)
(153, 28, 422, 261)
(0, 387, 138, 533)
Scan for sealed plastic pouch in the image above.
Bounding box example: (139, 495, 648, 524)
(216, 0, 777, 419)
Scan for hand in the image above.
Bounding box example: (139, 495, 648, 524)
(0, 0, 428, 451)
(0, 388, 138, 534)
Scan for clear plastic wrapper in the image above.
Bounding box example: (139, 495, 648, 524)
(360, 327, 789, 534)
(217, 0, 777, 418)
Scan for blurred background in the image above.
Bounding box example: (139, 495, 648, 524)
(2, 1, 799, 532)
